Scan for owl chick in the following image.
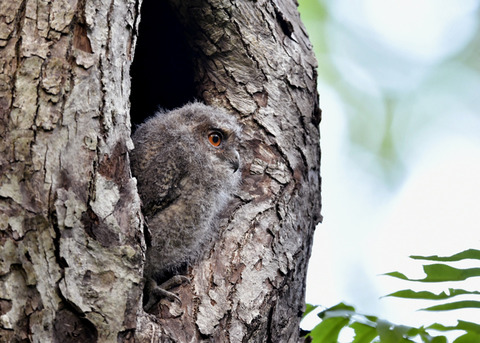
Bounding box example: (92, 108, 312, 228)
(130, 102, 241, 311)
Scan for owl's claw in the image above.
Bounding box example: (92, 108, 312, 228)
(143, 275, 190, 312)
(160, 275, 190, 291)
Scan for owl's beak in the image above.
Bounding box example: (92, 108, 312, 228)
(230, 151, 240, 173)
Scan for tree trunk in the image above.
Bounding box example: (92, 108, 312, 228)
(0, 0, 144, 342)
(0, 0, 321, 342)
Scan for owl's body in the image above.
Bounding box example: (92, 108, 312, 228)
(130, 102, 241, 310)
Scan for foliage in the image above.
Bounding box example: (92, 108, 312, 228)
(302, 249, 480, 343)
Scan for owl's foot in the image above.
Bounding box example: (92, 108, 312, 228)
(143, 275, 190, 312)
(160, 275, 190, 292)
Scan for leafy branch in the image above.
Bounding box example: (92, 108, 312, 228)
(302, 249, 480, 343)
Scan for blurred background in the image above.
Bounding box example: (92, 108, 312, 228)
(298, 0, 480, 334)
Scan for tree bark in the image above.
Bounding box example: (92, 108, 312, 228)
(0, 0, 321, 342)
(0, 0, 144, 342)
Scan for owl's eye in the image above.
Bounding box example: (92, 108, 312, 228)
(208, 131, 223, 147)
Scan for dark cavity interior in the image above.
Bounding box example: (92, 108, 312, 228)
(130, 1, 196, 128)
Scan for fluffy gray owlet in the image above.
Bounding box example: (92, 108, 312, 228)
(130, 102, 241, 311)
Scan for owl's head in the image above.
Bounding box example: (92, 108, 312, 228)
(145, 102, 241, 175)
(131, 101, 242, 192)
(181, 102, 242, 173)
(131, 102, 243, 217)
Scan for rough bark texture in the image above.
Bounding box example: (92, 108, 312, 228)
(0, 0, 320, 342)
(0, 0, 144, 342)
(135, 1, 321, 342)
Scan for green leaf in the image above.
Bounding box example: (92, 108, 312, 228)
(422, 265, 480, 282)
(377, 320, 415, 343)
(303, 303, 319, 318)
(427, 323, 456, 332)
(428, 337, 447, 343)
(307, 317, 350, 343)
(410, 249, 480, 262)
(385, 265, 480, 282)
(385, 288, 480, 300)
(415, 327, 447, 343)
(318, 302, 356, 319)
(351, 322, 378, 343)
(384, 271, 410, 281)
(457, 320, 480, 334)
(453, 332, 480, 343)
(421, 300, 480, 312)
(322, 302, 356, 313)
(428, 320, 480, 333)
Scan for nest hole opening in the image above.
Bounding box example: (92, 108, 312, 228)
(130, 1, 196, 127)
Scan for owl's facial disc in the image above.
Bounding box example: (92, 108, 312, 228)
(204, 128, 240, 173)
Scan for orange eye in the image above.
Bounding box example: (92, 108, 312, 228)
(208, 132, 222, 147)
